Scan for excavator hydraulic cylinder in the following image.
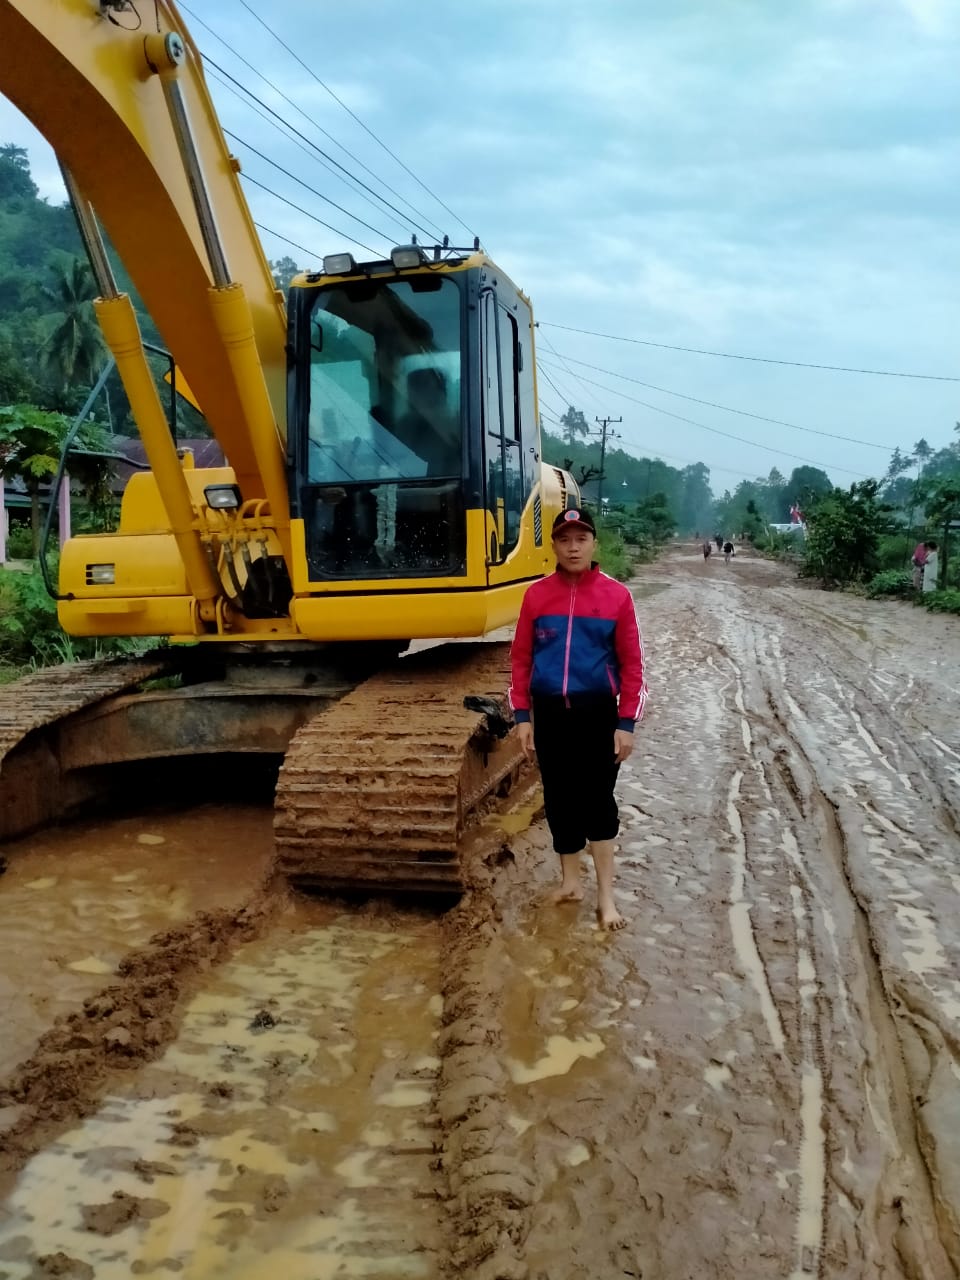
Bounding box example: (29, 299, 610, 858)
(208, 282, 292, 565)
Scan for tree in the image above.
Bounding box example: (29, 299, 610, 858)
(913, 438, 933, 471)
(559, 405, 589, 448)
(270, 256, 302, 291)
(886, 446, 912, 482)
(918, 474, 960, 589)
(42, 257, 105, 396)
(0, 404, 111, 554)
(678, 462, 713, 533)
(0, 144, 37, 201)
(800, 480, 892, 586)
(785, 465, 832, 508)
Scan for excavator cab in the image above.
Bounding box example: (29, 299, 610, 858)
(279, 248, 565, 643)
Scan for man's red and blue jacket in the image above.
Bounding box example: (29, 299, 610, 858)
(509, 565, 648, 731)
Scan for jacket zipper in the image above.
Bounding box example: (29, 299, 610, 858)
(562, 581, 577, 703)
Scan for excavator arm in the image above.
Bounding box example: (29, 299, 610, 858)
(0, 0, 286, 513)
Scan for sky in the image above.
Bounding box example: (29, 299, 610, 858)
(2, 0, 958, 500)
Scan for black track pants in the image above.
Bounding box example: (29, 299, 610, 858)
(532, 696, 621, 855)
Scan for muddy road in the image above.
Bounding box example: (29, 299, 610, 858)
(0, 544, 958, 1278)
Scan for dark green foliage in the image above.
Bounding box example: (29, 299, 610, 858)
(865, 570, 914, 599)
(800, 480, 893, 586)
(919, 589, 960, 615)
(0, 145, 37, 201)
(0, 564, 150, 669)
(596, 527, 631, 581)
(0, 404, 113, 555)
(42, 256, 104, 392)
(558, 406, 590, 447)
(875, 532, 914, 572)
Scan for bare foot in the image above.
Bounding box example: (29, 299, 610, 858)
(549, 882, 585, 904)
(597, 902, 627, 930)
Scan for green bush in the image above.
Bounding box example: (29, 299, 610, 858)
(918, 589, 960, 615)
(876, 532, 915, 572)
(596, 528, 631, 581)
(0, 563, 151, 668)
(865, 569, 914, 599)
(4, 524, 34, 559)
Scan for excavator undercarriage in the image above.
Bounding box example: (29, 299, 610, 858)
(0, 643, 524, 895)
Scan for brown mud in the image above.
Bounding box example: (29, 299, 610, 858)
(0, 544, 958, 1278)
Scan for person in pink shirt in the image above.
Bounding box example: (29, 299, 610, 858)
(509, 507, 648, 930)
(912, 540, 933, 591)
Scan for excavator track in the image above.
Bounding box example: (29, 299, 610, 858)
(0, 653, 172, 770)
(273, 642, 525, 893)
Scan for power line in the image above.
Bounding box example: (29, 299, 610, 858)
(537, 330, 606, 414)
(181, 1, 443, 241)
(537, 321, 960, 382)
(235, 0, 478, 243)
(254, 223, 322, 263)
(536, 353, 891, 451)
(556, 365, 871, 478)
(227, 130, 393, 245)
(206, 65, 412, 240)
(241, 175, 381, 255)
(535, 361, 572, 410)
(204, 56, 441, 243)
(541, 416, 772, 482)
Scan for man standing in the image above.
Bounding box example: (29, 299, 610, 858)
(509, 508, 647, 930)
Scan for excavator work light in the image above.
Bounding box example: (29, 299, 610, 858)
(322, 253, 357, 276)
(390, 245, 426, 270)
(86, 563, 116, 585)
(204, 483, 243, 511)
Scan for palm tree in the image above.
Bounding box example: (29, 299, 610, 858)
(0, 404, 111, 555)
(42, 257, 105, 395)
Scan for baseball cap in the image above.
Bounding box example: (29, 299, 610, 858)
(551, 507, 597, 537)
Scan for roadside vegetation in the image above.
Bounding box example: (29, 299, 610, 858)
(2, 141, 957, 685)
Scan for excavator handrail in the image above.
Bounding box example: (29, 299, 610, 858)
(39, 343, 177, 602)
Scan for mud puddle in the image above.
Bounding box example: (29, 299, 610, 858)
(0, 899, 443, 1279)
(0, 807, 274, 1078)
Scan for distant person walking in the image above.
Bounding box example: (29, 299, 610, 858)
(922, 541, 939, 593)
(702, 539, 712, 560)
(510, 507, 648, 931)
(723, 539, 734, 565)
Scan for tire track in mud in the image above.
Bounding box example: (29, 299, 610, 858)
(715, 581, 959, 1276)
(0, 898, 451, 1279)
(0, 898, 276, 1193)
(0, 801, 546, 1280)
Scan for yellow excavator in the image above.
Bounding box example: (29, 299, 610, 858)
(0, 0, 576, 890)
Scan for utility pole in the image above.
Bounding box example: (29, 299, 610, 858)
(594, 416, 622, 512)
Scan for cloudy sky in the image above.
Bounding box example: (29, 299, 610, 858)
(2, 0, 958, 497)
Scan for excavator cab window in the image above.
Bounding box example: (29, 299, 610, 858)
(299, 276, 467, 579)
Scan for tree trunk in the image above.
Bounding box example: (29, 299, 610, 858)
(30, 487, 41, 558)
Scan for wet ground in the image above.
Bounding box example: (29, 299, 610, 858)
(0, 544, 958, 1278)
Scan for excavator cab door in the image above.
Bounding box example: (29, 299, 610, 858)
(480, 286, 538, 575)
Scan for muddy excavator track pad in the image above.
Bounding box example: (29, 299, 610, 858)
(273, 642, 524, 893)
(0, 653, 173, 768)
